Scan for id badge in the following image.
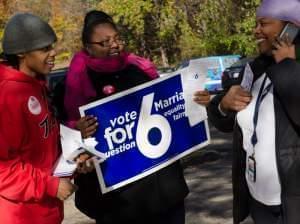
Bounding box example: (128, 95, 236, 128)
(247, 155, 256, 182)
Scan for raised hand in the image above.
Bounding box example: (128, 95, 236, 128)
(75, 115, 98, 138)
(193, 90, 211, 107)
(272, 36, 296, 63)
(220, 85, 252, 113)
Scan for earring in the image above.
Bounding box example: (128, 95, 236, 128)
(17, 53, 25, 58)
(85, 46, 93, 56)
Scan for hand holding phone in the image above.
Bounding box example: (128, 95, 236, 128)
(278, 23, 299, 43)
(272, 23, 298, 63)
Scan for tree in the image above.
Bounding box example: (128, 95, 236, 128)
(0, 0, 10, 43)
(50, 0, 86, 61)
(0, 0, 261, 66)
(98, 0, 185, 66)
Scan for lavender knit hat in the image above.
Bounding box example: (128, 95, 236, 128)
(257, 0, 300, 26)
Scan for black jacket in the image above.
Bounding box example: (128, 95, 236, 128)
(74, 64, 189, 223)
(208, 55, 300, 224)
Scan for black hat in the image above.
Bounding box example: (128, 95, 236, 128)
(2, 13, 57, 54)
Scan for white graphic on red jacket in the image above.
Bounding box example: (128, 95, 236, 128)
(28, 96, 42, 115)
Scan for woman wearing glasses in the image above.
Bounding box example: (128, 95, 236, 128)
(63, 10, 188, 224)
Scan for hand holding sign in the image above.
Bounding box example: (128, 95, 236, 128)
(80, 73, 210, 193)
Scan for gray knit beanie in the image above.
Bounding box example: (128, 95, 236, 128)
(2, 13, 57, 54)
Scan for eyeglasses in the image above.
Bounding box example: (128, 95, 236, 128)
(88, 37, 126, 48)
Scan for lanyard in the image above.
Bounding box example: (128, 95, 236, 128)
(251, 75, 273, 151)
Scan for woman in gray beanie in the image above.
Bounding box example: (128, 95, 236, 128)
(0, 13, 76, 224)
(207, 0, 300, 224)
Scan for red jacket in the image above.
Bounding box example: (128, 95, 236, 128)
(0, 64, 63, 224)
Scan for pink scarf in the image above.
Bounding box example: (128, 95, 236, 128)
(80, 50, 157, 75)
(73, 50, 157, 97)
(64, 50, 158, 128)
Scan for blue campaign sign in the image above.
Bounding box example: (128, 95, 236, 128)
(79, 73, 210, 193)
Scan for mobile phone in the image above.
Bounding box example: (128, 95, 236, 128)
(279, 23, 299, 42)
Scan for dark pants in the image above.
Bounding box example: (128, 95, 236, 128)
(250, 196, 283, 224)
(96, 202, 185, 224)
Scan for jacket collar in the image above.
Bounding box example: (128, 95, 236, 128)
(0, 63, 41, 84)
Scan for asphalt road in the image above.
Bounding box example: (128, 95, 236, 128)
(63, 126, 254, 224)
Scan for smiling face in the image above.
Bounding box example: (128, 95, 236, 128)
(86, 23, 125, 58)
(19, 44, 56, 77)
(254, 17, 286, 55)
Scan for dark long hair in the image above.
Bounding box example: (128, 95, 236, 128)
(81, 10, 117, 47)
(0, 52, 19, 68)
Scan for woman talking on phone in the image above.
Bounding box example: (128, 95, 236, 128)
(207, 0, 300, 223)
